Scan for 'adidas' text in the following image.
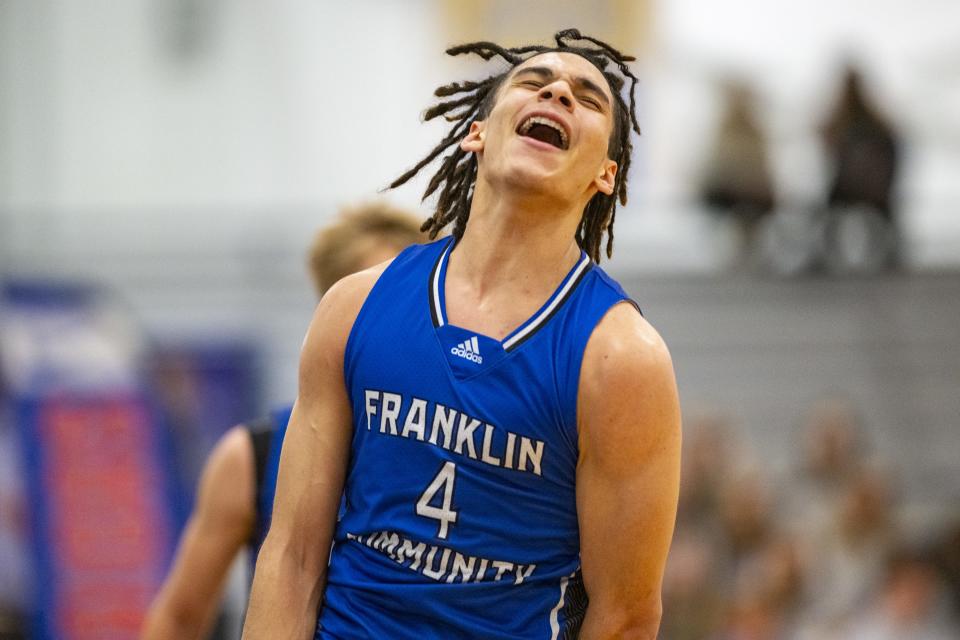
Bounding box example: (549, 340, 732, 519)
(451, 336, 483, 364)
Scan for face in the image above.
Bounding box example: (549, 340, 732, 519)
(460, 52, 618, 203)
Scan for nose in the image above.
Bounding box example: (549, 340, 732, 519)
(538, 80, 574, 110)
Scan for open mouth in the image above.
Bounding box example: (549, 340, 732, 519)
(517, 115, 569, 150)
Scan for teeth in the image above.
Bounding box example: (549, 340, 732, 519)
(519, 116, 568, 149)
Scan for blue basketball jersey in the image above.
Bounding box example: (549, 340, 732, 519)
(317, 238, 636, 639)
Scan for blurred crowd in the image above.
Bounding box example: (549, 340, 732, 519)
(699, 65, 902, 276)
(661, 401, 960, 640)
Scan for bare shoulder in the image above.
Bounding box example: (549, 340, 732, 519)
(197, 425, 256, 528)
(208, 424, 255, 474)
(578, 302, 680, 463)
(299, 259, 394, 391)
(582, 301, 674, 388)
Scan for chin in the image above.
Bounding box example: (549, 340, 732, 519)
(501, 166, 557, 195)
(498, 153, 562, 190)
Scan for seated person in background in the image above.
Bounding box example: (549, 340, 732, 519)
(141, 202, 425, 640)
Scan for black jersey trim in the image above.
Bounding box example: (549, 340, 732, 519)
(502, 260, 594, 353)
(558, 570, 588, 639)
(244, 419, 275, 546)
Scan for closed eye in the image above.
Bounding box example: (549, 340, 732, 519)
(580, 96, 603, 110)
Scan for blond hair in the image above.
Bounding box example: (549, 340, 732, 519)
(308, 202, 426, 297)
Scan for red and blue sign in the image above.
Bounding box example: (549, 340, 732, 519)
(18, 393, 181, 639)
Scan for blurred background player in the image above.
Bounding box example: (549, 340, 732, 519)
(141, 203, 425, 640)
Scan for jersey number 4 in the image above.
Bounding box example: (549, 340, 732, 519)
(416, 462, 458, 540)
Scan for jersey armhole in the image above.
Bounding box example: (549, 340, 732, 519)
(342, 242, 439, 390)
(341, 268, 395, 391)
(569, 298, 642, 449)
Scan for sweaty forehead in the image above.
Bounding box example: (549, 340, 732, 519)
(511, 51, 613, 100)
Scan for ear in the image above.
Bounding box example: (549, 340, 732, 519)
(593, 159, 618, 196)
(460, 120, 486, 154)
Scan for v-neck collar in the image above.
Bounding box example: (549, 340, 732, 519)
(428, 238, 593, 353)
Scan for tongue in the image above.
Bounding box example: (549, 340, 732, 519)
(523, 123, 562, 149)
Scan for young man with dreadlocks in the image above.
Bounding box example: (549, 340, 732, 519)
(243, 29, 681, 640)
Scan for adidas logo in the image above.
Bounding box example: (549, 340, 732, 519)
(451, 336, 483, 364)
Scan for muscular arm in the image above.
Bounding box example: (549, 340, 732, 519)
(241, 266, 383, 640)
(576, 303, 682, 640)
(141, 426, 256, 640)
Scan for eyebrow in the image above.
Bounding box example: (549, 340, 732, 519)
(513, 66, 611, 108)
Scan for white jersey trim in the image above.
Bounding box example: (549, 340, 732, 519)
(548, 570, 576, 639)
(431, 242, 452, 327)
(430, 241, 592, 352)
(502, 253, 590, 351)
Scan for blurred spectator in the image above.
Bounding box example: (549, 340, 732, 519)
(842, 548, 956, 640)
(664, 417, 736, 639)
(822, 67, 899, 222)
(798, 465, 899, 633)
(712, 536, 806, 640)
(677, 415, 736, 534)
(661, 533, 726, 640)
(754, 537, 806, 617)
(663, 398, 959, 639)
(713, 576, 790, 640)
(820, 66, 902, 271)
(784, 398, 865, 534)
(699, 81, 775, 262)
(718, 471, 777, 569)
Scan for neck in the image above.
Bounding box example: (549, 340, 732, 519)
(450, 173, 587, 293)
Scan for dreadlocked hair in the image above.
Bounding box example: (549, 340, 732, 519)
(387, 28, 642, 262)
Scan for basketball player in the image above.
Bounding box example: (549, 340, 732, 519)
(243, 30, 681, 639)
(141, 204, 424, 640)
